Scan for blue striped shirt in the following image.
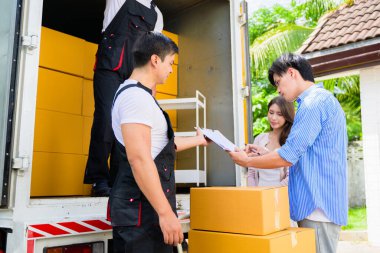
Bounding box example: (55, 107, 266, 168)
(278, 83, 348, 226)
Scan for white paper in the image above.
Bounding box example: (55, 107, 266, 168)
(200, 128, 236, 152)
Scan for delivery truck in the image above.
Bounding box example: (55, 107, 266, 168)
(0, 0, 252, 251)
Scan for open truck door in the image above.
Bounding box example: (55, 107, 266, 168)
(230, 0, 252, 186)
(0, 0, 23, 208)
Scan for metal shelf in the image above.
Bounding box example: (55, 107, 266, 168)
(158, 91, 206, 110)
(175, 170, 206, 184)
(174, 131, 196, 137)
(158, 90, 207, 186)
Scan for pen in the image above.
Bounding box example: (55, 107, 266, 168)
(245, 143, 261, 156)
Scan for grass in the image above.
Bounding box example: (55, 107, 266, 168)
(342, 207, 367, 230)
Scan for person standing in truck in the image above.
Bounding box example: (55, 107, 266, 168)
(110, 32, 208, 252)
(84, 0, 164, 196)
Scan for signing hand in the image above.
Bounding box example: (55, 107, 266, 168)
(228, 147, 249, 167)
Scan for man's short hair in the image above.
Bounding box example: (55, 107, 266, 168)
(132, 31, 178, 68)
(268, 53, 315, 86)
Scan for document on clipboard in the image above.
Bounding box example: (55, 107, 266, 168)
(200, 128, 236, 152)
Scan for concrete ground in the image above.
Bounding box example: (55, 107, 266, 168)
(337, 241, 380, 253)
(337, 231, 380, 253)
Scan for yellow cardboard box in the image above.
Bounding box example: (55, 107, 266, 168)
(189, 227, 316, 253)
(191, 187, 290, 235)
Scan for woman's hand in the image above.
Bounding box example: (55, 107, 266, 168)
(245, 144, 269, 157)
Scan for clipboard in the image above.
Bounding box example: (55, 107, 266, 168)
(200, 128, 236, 152)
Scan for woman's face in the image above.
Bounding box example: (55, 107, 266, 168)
(267, 103, 286, 130)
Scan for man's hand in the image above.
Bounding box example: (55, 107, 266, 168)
(159, 210, 184, 246)
(195, 127, 210, 146)
(228, 147, 249, 167)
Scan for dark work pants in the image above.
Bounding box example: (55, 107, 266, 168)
(113, 224, 173, 253)
(84, 69, 123, 185)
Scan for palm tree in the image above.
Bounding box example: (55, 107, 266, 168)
(250, 0, 339, 78)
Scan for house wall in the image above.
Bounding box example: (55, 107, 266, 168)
(360, 65, 380, 246)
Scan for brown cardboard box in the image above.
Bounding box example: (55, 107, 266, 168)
(189, 227, 316, 253)
(190, 187, 290, 235)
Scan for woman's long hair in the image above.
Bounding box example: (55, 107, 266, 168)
(268, 96, 295, 146)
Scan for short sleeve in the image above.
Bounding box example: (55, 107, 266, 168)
(116, 88, 156, 128)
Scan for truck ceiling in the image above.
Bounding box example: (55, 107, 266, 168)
(42, 0, 206, 43)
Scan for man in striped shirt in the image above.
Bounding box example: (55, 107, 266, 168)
(229, 53, 348, 253)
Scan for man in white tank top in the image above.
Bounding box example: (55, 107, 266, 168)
(110, 32, 209, 252)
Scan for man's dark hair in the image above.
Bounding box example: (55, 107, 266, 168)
(268, 53, 315, 86)
(132, 31, 178, 68)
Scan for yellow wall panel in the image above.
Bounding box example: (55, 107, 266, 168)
(156, 93, 177, 128)
(162, 30, 179, 64)
(83, 41, 97, 80)
(34, 109, 83, 154)
(37, 68, 83, 115)
(83, 116, 93, 155)
(156, 64, 178, 96)
(82, 79, 94, 117)
(31, 152, 86, 196)
(39, 27, 85, 77)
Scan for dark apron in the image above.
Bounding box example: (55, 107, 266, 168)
(95, 1, 158, 80)
(110, 83, 176, 253)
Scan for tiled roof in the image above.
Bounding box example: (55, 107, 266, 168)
(299, 0, 380, 54)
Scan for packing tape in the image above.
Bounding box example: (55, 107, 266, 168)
(291, 231, 298, 248)
(275, 211, 281, 229)
(274, 188, 279, 206)
(274, 188, 280, 229)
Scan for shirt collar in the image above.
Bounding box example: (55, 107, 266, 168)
(296, 82, 323, 106)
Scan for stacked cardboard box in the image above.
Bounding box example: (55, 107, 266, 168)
(189, 187, 315, 253)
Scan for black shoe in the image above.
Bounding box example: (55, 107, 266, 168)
(91, 181, 111, 197)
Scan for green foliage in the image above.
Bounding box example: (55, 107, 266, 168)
(251, 81, 277, 136)
(342, 207, 367, 230)
(292, 0, 337, 27)
(322, 76, 362, 141)
(251, 25, 313, 77)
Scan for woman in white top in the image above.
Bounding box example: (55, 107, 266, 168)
(248, 96, 295, 187)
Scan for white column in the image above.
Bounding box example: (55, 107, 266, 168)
(360, 66, 380, 246)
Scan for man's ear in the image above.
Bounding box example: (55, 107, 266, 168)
(151, 54, 159, 66)
(288, 67, 297, 79)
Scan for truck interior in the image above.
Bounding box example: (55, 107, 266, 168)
(32, 0, 236, 198)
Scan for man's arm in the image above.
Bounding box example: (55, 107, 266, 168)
(174, 128, 208, 152)
(229, 149, 292, 168)
(122, 123, 183, 246)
